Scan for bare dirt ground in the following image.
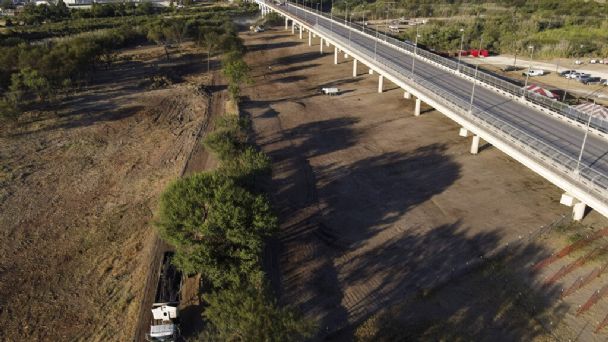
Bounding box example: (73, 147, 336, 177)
(241, 28, 608, 341)
(0, 44, 211, 341)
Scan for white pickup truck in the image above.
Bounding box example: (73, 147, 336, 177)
(321, 87, 339, 95)
(522, 69, 546, 76)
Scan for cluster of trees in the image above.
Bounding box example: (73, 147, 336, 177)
(157, 114, 315, 339)
(0, 7, 251, 119)
(0, 26, 146, 118)
(14, 1, 160, 25)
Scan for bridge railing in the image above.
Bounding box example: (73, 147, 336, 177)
(272, 9, 607, 198)
(281, 1, 608, 134)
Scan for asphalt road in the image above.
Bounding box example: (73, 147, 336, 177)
(278, 4, 608, 191)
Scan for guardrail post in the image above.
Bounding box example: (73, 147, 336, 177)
(414, 98, 421, 116)
(403, 91, 411, 99)
(378, 75, 384, 93)
(334, 47, 338, 64)
(470, 135, 480, 154)
(353, 59, 358, 77)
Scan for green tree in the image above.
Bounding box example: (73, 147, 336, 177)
(0, 0, 14, 10)
(222, 52, 251, 99)
(197, 29, 220, 73)
(201, 285, 316, 341)
(155, 172, 277, 288)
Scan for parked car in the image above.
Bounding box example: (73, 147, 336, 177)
(321, 87, 339, 95)
(523, 69, 546, 76)
(559, 70, 576, 77)
(566, 72, 590, 79)
(590, 59, 600, 64)
(573, 73, 591, 81)
(575, 60, 584, 65)
(601, 79, 608, 86)
(580, 76, 602, 85)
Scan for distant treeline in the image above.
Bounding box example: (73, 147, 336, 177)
(322, 0, 608, 58)
(0, 3, 258, 118)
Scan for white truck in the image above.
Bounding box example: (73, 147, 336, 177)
(522, 69, 546, 76)
(321, 87, 339, 95)
(146, 252, 182, 342)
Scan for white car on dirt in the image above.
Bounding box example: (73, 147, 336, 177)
(523, 69, 546, 76)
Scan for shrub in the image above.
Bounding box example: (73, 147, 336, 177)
(201, 285, 316, 341)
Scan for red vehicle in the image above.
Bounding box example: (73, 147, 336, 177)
(468, 49, 489, 57)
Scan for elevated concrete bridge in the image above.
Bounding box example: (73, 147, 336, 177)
(254, 0, 608, 220)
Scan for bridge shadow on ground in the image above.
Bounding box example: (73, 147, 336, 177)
(248, 109, 567, 341)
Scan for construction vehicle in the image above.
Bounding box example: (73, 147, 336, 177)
(146, 252, 182, 342)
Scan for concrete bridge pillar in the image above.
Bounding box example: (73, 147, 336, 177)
(308, 31, 312, 46)
(344, 53, 349, 59)
(369, 68, 374, 75)
(320, 38, 324, 53)
(353, 59, 358, 77)
(414, 98, 421, 116)
(292, 22, 295, 34)
(459, 127, 469, 137)
(470, 135, 481, 154)
(334, 47, 338, 64)
(560, 193, 587, 221)
(573, 202, 587, 221)
(299, 25, 303, 39)
(325, 40, 330, 47)
(403, 91, 411, 99)
(378, 75, 384, 93)
(285, 17, 289, 30)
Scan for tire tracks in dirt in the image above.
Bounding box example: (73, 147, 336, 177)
(133, 72, 225, 341)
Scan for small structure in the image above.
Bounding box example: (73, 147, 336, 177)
(525, 84, 557, 99)
(574, 102, 608, 121)
(321, 87, 339, 95)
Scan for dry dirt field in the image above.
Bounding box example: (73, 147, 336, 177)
(0, 44, 212, 341)
(240, 27, 608, 341)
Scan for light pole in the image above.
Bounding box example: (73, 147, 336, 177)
(374, 28, 378, 60)
(523, 45, 535, 97)
(411, 25, 420, 75)
(469, 36, 484, 113)
(457, 28, 465, 73)
(575, 114, 592, 177)
(330, 0, 333, 31)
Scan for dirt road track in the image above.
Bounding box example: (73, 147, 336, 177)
(133, 72, 224, 341)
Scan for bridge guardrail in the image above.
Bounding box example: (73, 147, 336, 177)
(283, 1, 608, 134)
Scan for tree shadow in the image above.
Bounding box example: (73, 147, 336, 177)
(334, 223, 567, 341)
(274, 51, 325, 66)
(268, 63, 321, 75)
(276, 75, 308, 83)
(252, 114, 567, 340)
(247, 41, 301, 52)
